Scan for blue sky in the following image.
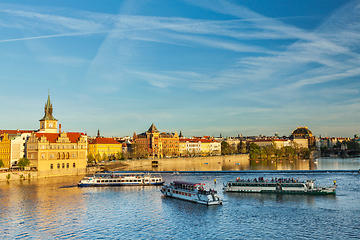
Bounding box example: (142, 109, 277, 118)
(0, 0, 359, 138)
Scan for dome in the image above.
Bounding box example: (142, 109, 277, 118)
(291, 127, 313, 137)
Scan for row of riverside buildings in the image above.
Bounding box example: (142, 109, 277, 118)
(0, 94, 221, 175)
(1, 94, 357, 175)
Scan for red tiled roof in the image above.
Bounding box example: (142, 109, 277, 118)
(88, 137, 121, 145)
(251, 139, 289, 142)
(180, 138, 218, 143)
(0, 130, 34, 134)
(35, 132, 84, 143)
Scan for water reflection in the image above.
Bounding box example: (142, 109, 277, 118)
(0, 171, 359, 239)
(122, 157, 360, 171)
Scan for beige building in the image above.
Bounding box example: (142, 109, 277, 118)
(179, 137, 221, 156)
(26, 94, 88, 174)
(251, 139, 292, 149)
(10, 133, 31, 167)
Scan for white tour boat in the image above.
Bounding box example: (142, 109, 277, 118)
(161, 181, 223, 205)
(223, 177, 337, 195)
(78, 172, 164, 187)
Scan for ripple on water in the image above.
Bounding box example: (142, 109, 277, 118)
(1, 172, 360, 239)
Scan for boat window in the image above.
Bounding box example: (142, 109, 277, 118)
(97, 180, 100, 183)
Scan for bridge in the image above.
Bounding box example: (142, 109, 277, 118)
(321, 149, 360, 157)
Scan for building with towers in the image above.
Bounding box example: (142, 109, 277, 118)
(26, 94, 88, 175)
(133, 124, 179, 158)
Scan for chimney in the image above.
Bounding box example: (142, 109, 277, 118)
(59, 124, 62, 133)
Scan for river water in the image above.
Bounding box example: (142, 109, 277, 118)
(1, 157, 360, 239)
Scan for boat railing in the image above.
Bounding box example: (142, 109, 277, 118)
(234, 178, 306, 184)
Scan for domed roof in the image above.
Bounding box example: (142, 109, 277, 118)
(291, 127, 313, 137)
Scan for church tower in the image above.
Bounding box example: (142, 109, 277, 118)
(39, 93, 58, 133)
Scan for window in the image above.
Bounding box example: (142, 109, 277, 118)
(57, 163, 60, 169)
(41, 154, 45, 159)
(73, 163, 76, 168)
(57, 153, 60, 159)
(66, 163, 69, 168)
(50, 164, 53, 169)
(62, 163, 65, 168)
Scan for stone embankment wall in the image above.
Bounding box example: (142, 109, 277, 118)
(0, 171, 38, 182)
(117, 154, 250, 171)
(0, 155, 249, 181)
(0, 168, 95, 182)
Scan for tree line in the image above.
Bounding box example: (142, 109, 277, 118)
(221, 140, 311, 160)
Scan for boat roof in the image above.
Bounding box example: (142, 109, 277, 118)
(97, 172, 145, 175)
(173, 181, 204, 186)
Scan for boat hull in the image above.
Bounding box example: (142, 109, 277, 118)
(78, 172, 165, 187)
(223, 179, 337, 195)
(162, 193, 222, 205)
(78, 182, 165, 187)
(161, 184, 223, 205)
(223, 188, 336, 195)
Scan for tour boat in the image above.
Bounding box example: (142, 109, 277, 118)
(78, 172, 165, 187)
(223, 177, 337, 195)
(161, 181, 223, 205)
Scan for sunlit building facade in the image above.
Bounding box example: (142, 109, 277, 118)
(0, 133, 11, 168)
(179, 137, 221, 156)
(26, 94, 88, 174)
(133, 124, 179, 158)
(88, 135, 122, 159)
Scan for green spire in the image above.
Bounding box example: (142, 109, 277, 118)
(40, 93, 57, 121)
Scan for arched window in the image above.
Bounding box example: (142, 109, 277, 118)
(62, 152, 65, 159)
(66, 163, 69, 168)
(57, 153, 60, 159)
(73, 163, 76, 168)
(50, 164, 53, 169)
(57, 163, 60, 169)
(62, 163, 65, 168)
(66, 152, 70, 159)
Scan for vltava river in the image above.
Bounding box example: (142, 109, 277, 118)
(1, 158, 359, 239)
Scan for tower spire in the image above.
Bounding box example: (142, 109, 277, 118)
(40, 92, 57, 121)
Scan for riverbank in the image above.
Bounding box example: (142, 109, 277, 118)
(105, 154, 250, 172)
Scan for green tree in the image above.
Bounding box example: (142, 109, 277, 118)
(116, 151, 123, 160)
(264, 145, 274, 159)
(248, 143, 261, 159)
(249, 148, 260, 159)
(0, 159, 4, 168)
(260, 148, 267, 159)
(87, 153, 95, 164)
(221, 141, 230, 155)
(102, 153, 108, 161)
(300, 148, 311, 159)
(18, 157, 30, 170)
(237, 141, 246, 154)
(283, 146, 295, 158)
(95, 153, 102, 162)
(345, 140, 360, 150)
